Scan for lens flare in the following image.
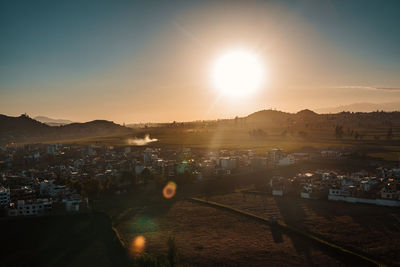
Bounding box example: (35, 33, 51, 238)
(162, 181, 177, 199)
(130, 235, 146, 256)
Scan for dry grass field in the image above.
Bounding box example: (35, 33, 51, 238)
(206, 192, 400, 265)
(115, 200, 370, 266)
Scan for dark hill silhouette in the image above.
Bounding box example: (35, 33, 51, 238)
(0, 114, 131, 143)
(296, 109, 318, 117)
(246, 109, 291, 124)
(243, 109, 400, 128)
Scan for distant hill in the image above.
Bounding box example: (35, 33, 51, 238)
(316, 102, 400, 113)
(241, 109, 400, 130)
(0, 114, 132, 144)
(34, 116, 74, 126)
(246, 109, 319, 124)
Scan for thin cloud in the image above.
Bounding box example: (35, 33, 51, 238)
(337, 85, 400, 91)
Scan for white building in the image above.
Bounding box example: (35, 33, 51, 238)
(40, 180, 67, 197)
(321, 150, 340, 159)
(63, 194, 88, 212)
(220, 157, 237, 170)
(15, 199, 52, 216)
(277, 155, 295, 166)
(360, 180, 371, 192)
(46, 144, 57, 155)
(272, 189, 283, 196)
(0, 186, 10, 207)
(329, 188, 349, 197)
(268, 149, 284, 164)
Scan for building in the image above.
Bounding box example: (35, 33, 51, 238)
(329, 188, 350, 197)
(268, 149, 284, 164)
(321, 150, 340, 159)
(277, 155, 295, 166)
(62, 194, 89, 212)
(15, 199, 52, 216)
(0, 186, 10, 208)
(220, 157, 237, 170)
(40, 180, 67, 197)
(291, 153, 310, 162)
(46, 144, 56, 155)
(381, 188, 400, 200)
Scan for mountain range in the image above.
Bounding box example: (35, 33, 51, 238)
(0, 114, 131, 144)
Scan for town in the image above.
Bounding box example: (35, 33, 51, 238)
(1, 142, 400, 218)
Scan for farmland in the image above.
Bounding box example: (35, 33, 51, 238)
(205, 192, 400, 266)
(113, 199, 359, 266)
(92, 182, 399, 266)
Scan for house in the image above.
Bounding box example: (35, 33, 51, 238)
(40, 180, 67, 197)
(329, 188, 349, 196)
(360, 180, 373, 192)
(62, 194, 89, 212)
(270, 176, 285, 196)
(291, 153, 310, 162)
(381, 187, 400, 200)
(250, 157, 267, 170)
(0, 186, 10, 208)
(278, 155, 295, 166)
(272, 189, 283, 196)
(268, 149, 284, 165)
(321, 150, 340, 159)
(220, 157, 237, 170)
(14, 199, 52, 216)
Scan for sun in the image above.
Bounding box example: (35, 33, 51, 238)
(212, 49, 265, 97)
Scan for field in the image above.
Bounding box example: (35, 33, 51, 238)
(114, 199, 362, 266)
(205, 192, 400, 266)
(93, 183, 394, 266)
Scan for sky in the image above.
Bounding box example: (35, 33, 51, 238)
(1, 0, 400, 123)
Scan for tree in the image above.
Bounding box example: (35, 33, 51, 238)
(140, 168, 153, 182)
(104, 177, 117, 194)
(335, 125, 344, 139)
(167, 236, 178, 267)
(82, 178, 102, 199)
(387, 128, 393, 140)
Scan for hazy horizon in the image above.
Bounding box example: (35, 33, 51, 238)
(2, 100, 399, 125)
(1, 0, 400, 124)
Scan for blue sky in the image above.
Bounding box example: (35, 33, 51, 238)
(1, 0, 399, 122)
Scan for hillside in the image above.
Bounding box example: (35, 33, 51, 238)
(0, 114, 132, 144)
(242, 109, 400, 129)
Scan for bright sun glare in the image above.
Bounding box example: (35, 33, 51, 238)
(212, 49, 265, 97)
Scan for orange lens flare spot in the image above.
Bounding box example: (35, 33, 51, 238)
(162, 181, 177, 199)
(130, 235, 146, 256)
